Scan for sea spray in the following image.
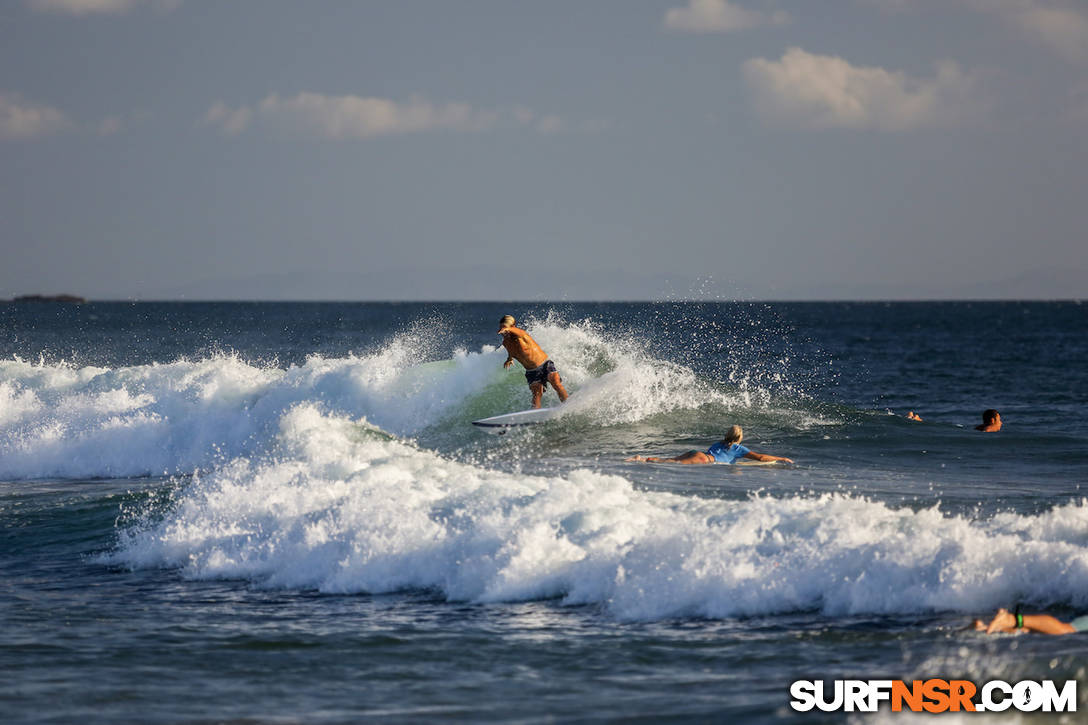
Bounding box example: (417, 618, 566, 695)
(1, 317, 797, 480)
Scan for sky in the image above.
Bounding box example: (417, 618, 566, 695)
(1, 0, 1086, 301)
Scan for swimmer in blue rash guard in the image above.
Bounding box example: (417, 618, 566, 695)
(625, 425, 793, 464)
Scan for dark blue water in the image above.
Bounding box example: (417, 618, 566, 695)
(2, 301, 1087, 723)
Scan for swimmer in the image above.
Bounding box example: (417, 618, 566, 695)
(975, 409, 1002, 432)
(906, 411, 923, 421)
(625, 425, 793, 465)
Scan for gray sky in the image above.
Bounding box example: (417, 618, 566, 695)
(2, 0, 1086, 301)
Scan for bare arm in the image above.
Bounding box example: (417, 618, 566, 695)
(500, 327, 528, 368)
(986, 608, 1076, 635)
(743, 451, 794, 464)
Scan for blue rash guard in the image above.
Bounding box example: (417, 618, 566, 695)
(706, 441, 750, 464)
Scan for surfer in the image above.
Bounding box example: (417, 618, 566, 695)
(625, 425, 793, 465)
(497, 315, 569, 409)
(970, 607, 1088, 635)
(906, 411, 923, 421)
(975, 409, 1002, 432)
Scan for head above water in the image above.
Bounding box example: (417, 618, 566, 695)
(982, 409, 1000, 424)
(498, 315, 516, 333)
(723, 425, 743, 445)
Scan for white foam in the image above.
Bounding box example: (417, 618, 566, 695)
(509, 317, 748, 424)
(0, 346, 502, 479)
(108, 404, 1088, 621)
(0, 318, 771, 480)
(0, 379, 43, 425)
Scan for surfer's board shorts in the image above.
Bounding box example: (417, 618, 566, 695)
(1070, 615, 1088, 632)
(525, 360, 558, 387)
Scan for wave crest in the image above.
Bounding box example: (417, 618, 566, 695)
(1, 318, 792, 480)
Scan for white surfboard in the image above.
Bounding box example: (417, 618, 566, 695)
(471, 407, 562, 433)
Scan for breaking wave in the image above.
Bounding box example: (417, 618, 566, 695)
(104, 404, 1088, 621)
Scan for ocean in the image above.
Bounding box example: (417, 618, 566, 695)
(2, 301, 1086, 723)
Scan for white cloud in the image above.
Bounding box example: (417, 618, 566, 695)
(742, 47, 986, 131)
(28, 0, 178, 14)
(0, 92, 69, 140)
(664, 0, 788, 33)
(202, 101, 253, 135)
(257, 93, 498, 139)
(970, 0, 1088, 64)
(201, 93, 571, 139)
(864, 0, 1088, 64)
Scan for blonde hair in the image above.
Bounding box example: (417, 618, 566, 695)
(499, 315, 515, 328)
(723, 425, 743, 445)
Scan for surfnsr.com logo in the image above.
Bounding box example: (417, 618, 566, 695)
(789, 679, 1077, 713)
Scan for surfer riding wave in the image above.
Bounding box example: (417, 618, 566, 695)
(498, 315, 569, 409)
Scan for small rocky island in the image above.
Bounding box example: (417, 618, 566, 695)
(10, 294, 88, 304)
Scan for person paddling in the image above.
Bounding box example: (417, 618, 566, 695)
(625, 425, 793, 465)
